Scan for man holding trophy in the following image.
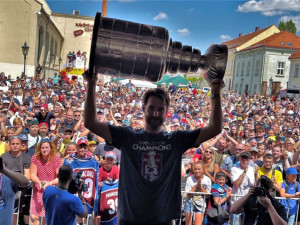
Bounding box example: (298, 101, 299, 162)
(84, 13, 227, 225)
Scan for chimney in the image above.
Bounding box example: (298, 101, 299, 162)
(255, 27, 260, 32)
(239, 33, 242, 37)
(73, 10, 79, 16)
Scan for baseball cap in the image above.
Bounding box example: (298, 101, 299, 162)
(224, 126, 230, 129)
(137, 114, 143, 119)
(30, 119, 39, 125)
(215, 171, 226, 179)
(97, 109, 104, 114)
(39, 122, 49, 128)
(77, 138, 88, 146)
(19, 134, 28, 141)
(3, 98, 10, 104)
(40, 103, 48, 110)
(114, 113, 121, 118)
(287, 129, 293, 133)
(105, 151, 116, 160)
(237, 117, 243, 121)
(64, 126, 73, 133)
(166, 112, 172, 118)
(286, 167, 299, 175)
(88, 140, 97, 146)
(250, 147, 258, 153)
(240, 152, 251, 158)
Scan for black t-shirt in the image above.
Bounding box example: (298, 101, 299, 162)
(243, 195, 287, 225)
(1, 151, 31, 173)
(94, 142, 121, 164)
(108, 125, 201, 224)
(34, 112, 55, 127)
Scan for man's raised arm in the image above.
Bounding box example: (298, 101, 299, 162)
(83, 72, 112, 143)
(194, 81, 224, 146)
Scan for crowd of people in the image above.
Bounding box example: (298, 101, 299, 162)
(0, 69, 299, 225)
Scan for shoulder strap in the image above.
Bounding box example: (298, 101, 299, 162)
(272, 169, 275, 177)
(284, 180, 288, 193)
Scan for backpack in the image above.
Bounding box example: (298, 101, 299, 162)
(284, 180, 299, 194)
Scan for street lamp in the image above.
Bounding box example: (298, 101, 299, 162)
(58, 56, 62, 71)
(21, 42, 29, 76)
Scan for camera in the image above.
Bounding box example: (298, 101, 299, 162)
(68, 170, 88, 194)
(253, 186, 268, 197)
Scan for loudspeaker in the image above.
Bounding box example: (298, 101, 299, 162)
(88, 12, 228, 83)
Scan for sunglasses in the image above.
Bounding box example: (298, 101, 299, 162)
(236, 148, 245, 152)
(205, 151, 213, 154)
(74, 115, 80, 117)
(41, 138, 50, 142)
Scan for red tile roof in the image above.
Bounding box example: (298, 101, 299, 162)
(289, 49, 300, 59)
(221, 25, 275, 49)
(241, 31, 300, 52)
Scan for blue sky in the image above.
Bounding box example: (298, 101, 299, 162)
(47, 0, 300, 52)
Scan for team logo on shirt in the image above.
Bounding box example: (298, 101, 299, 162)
(67, 158, 74, 163)
(142, 151, 162, 182)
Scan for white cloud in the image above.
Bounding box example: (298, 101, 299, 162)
(220, 34, 232, 41)
(153, 12, 168, 21)
(188, 8, 194, 12)
(237, 0, 300, 16)
(177, 28, 190, 36)
(280, 15, 300, 31)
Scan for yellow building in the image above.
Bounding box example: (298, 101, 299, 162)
(222, 25, 280, 91)
(0, 0, 95, 79)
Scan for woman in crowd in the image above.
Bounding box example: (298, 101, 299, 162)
(256, 143, 266, 167)
(202, 147, 220, 183)
(184, 162, 212, 225)
(29, 140, 61, 225)
(61, 141, 77, 163)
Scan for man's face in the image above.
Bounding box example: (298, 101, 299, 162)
(10, 139, 21, 153)
(30, 125, 39, 135)
(40, 107, 48, 117)
(272, 146, 282, 158)
(263, 157, 274, 169)
(217, 139, 226, 150)
(240, 156, 250, 168)
(235, 144, 246, 157)
(39, 125, 49, 136)
(20, 140, 28, 152)
(143, 96, 167, 132)
(250, 139, 257, 147)
(66, 111, 74, 122)
(74, 112, 81, 121)
(63, 131, 72, 140)
(77, 144, 88, 158)
(256, 130, 264, 138)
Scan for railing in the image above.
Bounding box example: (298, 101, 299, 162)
(180, 191, 300, 225)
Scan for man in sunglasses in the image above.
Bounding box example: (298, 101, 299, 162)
(23, 103, 64, 127)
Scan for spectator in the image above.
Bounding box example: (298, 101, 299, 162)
(184, 162, 212, 225)
(207, 171, 232, 225)
(230, 151, 255, 225)
(202, 146, 220, 183)
(43, 165, 87, 225)
(231, 176, 287, 225)
(280, 167, 300, 225)
(29, 140, 61, 225)
(98, 151, 119, 187)
(257, 153, 283, 193)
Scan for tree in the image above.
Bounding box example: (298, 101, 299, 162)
(279, 20, 297, 34)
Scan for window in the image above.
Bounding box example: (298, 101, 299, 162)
(295, 64, 299, 77)
(241, 62, 245, 76)
(246, 61, 251, 76)
(277, 62, 285, 76)
(235, 83, 238, 91)
(236, 63, 240, 77)
(255, 60, 260, 76)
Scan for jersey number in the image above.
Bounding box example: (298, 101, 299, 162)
(107, 198, 118, 214)
(83, 178, 93, 199)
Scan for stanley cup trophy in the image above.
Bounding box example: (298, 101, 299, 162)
(88, 12, 228, 83)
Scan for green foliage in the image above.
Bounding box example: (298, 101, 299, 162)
(186, 77, 197, 83)
(279, 20, 297, 34)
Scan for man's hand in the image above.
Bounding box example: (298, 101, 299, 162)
(257, 196, 272, 209)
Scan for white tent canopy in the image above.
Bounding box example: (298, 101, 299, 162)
(118, 79, 157, 88)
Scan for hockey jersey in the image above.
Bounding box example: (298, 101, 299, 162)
(99, 179, 119, 225)
(64, 155, 99, 212)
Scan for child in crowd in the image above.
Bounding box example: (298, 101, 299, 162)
(184, 162, 211, 225)
(206, 171, 232, 225)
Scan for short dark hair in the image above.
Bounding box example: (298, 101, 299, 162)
(258, 175, 273, 191)
(263, 153, 274, 161)
(142, 88, 170, 108)
(58, 165, 73, 183)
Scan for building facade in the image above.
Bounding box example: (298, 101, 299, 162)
(0, 0, 94, 79)
(222, 25, 280, 92)
(233, 31, 300, 95)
